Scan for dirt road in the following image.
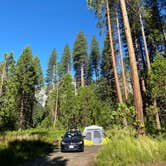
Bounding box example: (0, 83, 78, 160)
(23, 146, 101, 166)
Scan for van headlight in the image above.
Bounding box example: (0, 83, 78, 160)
(77, 141, 83, 144)
(61, 141, 67, 145)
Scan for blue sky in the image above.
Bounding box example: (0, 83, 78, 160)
(0, 0, 104, 75)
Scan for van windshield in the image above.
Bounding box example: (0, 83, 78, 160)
(64, 132, 82, 139)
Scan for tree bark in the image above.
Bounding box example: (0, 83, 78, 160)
(106, 0, 127, 127)
(139, 12, 151, 71)
(106, 0, 123, 103)
(153, 97, 161, 131)
(116, 11, 128, 101)
(119, 0, 144, 134)
(0, 61, 7, 97)
(67, 64, 70, 74)
(52, 64, 56, 89)
(19, 96, 24, 129)
(81, 63, 85, 87)
(53, 83, 59, 127)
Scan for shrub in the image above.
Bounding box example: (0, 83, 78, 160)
(97, 129, 166, 166)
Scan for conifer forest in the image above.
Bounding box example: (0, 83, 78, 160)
(0, 0, 166, 165)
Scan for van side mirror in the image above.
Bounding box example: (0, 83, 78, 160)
(82, 135, 86, 139)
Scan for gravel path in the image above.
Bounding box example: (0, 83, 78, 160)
(22, 146, 101, 166)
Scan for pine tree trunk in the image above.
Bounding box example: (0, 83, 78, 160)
(139, 12, 151, 71)
(29, 94, 35, 127)
(119, 0, 144, 134)
(0, 62, 7, 96)
(106, 0, 123, 103)
(153, 97, 161, 131)
(139, 11, 161, 131)
(74, 77, 77, 95)
(164, 32, 166, 44)
(116, 11, 128, 101)
(53, 83, 59, 127)
(106, 0, 127, 127)
(81, 63, 84, 87)
(52, 64, 56, 89)
(67, 64, 70, 74)
(135, 35, 147, 93)
(19, 96, 24, 129)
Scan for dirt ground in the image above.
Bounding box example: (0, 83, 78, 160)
(22, 145, 166, 166)
(22, 145, 101, 166)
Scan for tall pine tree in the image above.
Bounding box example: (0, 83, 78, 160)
(62, 44, 71, 75)
(73, 32, 88, 87)
(46, 49, 57, 88)
(90, 36, 100, 80)
(16, 46, 40, 129)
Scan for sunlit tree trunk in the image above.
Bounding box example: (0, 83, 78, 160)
(0, 61, 7, 97)
(19, 95, 24, 129)
(116, 11, 128, 101)
(81, 63, 85, 87)
(53, 83, 59, 127)
(119, 0, 144, 134)
(52, 64, 56, 89)
(139, 12, 151, 71)
(153, 97, 161, 131)
(139, 11, 161, 131)
(106, 0, 127, 127)
(106, 0, 122, 103)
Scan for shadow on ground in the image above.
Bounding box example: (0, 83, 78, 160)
(45, 156, 68, 166)
(22, 150, 69, 166)
(0, 139, 55, 166)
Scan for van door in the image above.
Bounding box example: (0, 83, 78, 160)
(93, 130, 102, 144)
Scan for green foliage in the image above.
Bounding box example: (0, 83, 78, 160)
(97, 129, 166, 166)
(148, 53, 166, 98)
(37, 115, 52, 128)
(56, 62, 64, 81)
(99, 35, 117, 104)
(32, 102, 45, 127)
(85, 56, 92, 85)
(0, 47, 43, 130)
(62, 44, 71, 75)
(33, 56, 43, 88)
(76, 86, 100, 126)
(101, 35, 113, 80)
(114, 103, 135, 127)
(16, 46, 42, 129)
(0, 53, 18, 130)
(145, 105, 159, 134)
(90, 36, 100, 80)
(73, 31, 88, 86)
(147, 54, 166, 131)
(75, 86, 114, 128)
(45, 89, 58, 125)
(0, 140, 53, 166)
(87, 0, 106, 19)
(0, 128, 64, 166)
(144, 0, 165, 57)
(58, 74, 75, 127)
(46, 49, 57, 85)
